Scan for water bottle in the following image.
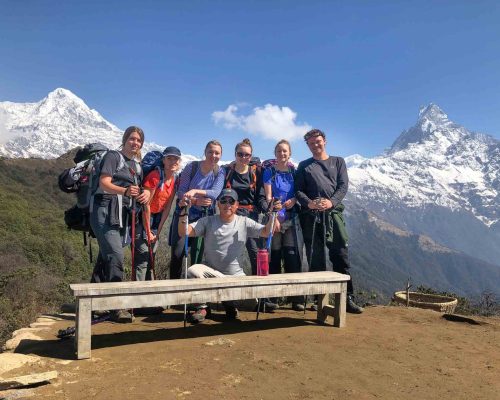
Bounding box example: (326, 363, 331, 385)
(256, 249, 269, 276)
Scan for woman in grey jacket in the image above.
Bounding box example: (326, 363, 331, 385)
(90, 126, 150, 322)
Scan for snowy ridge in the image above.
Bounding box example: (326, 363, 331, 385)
(348, 104, 499, 227)
(345, 154, 368, 168)
(0, 88, 168, 159)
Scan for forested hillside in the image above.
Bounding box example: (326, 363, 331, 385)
(0, 153, 93, 346)
(0, 152, 177, 348)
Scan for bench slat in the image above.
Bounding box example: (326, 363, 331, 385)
(90, 281, 346, 311)
(71, 271, 350, 297)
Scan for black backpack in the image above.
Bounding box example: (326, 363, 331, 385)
(58, 143, 125, 260)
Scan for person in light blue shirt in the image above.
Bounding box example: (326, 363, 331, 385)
(168, 140, 225, 279)
(263, 139, 305, 311)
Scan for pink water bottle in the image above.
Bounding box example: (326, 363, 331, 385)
(256, 249, 269, 276)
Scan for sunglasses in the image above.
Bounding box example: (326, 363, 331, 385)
(236, 152, 251, 158)
(219, 197, 236, 205)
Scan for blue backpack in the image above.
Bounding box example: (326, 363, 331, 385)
(141, 151, 164, 189)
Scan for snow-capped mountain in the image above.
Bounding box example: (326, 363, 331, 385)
(349, 104, 499, 227)
(348, 104, 500, 265)
(345, 154, 368, 168)
(0, 88, 167, 159)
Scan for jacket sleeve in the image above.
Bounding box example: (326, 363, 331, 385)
(331, 157, 348, 207)
(294, 162, 311, 207)
(254, 167, 269, 213)
(204, 166, 225, 200)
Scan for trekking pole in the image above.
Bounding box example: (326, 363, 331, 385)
(145, 221, 156, 280)
(193, 206, 207, 265)
(304, 210, 319, 314)
(256, 200, 276, 321)
(183, 201, 191, 328)
(129, 168, 139, 282)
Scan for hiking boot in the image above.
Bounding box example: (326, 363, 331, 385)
(225, 306, 240, 321)
(255, 300, 278, 313)
(92, 310, 110, 319)
(292, 302, 305, 312)
(188, 307, 208, 323)
(110, 309, 134, 323)
(346, 296, 364, 314)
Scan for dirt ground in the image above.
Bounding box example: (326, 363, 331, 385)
(1, 305, 499, 400)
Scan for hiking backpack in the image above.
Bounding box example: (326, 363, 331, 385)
(58, 143, 125, 236)
(224, 156, 262, 191)
(261, 158, 296, 184)
(261, 158, 296, 214)
(141, 150, 165, 190)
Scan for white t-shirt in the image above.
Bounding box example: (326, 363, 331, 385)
(191, 215, 264, 275)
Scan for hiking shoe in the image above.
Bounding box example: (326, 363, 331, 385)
(188, 308, 207, 323)
(110, 309, 134, 323)
(292, 302, 305, 312)
(92, 310, 110, 319)
(346, 296, 364, 314)
(225, 306, 240, 321)
(255, 300, 278, 313)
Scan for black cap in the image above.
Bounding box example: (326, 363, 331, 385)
(217, 188, 238, 202)
(162, 146, 181, 158)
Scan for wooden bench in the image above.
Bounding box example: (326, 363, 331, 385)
(70, 271, 350, 359)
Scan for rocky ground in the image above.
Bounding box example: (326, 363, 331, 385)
(0, 306, 498, 400)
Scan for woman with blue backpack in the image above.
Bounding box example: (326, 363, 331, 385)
(90, 126, 150, 323)
(134, 146, 181, 282)
(262, 139, 305, 311)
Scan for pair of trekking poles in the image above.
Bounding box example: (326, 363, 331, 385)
(129, 168, 156, 282)
(303, 208, 325, 313)
(255, 199, 279, 320)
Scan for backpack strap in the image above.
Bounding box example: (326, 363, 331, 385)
(249, 164, 257, 191)
(225, 163, 258, 191)
(173, 172, 180, 193)
(90, 151, 127, 227)
(225, 164, 235, 189)
(190, 160, 220, 184)
(189, 161, 200, 181)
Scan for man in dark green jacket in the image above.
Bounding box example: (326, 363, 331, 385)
(295, 128, 363, 314)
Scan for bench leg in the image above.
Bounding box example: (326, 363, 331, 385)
(75, 298, 92, 360)
(333, 283, 347, 328)
(316, 293, 328, 323)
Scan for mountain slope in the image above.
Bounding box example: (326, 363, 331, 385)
(347, 104, 500, 265)
(347, 210, 500, 299)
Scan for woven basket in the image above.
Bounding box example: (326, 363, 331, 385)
(393, 291, 458, 313)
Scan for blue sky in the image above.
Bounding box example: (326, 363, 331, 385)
(1, 1, 499, 161)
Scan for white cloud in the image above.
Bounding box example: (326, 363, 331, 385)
(212, 103, 311, 141)
(212, 105, 241, 129)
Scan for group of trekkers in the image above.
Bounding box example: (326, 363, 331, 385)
(90, 126, 364, 323)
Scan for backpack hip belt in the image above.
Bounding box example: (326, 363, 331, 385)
(237, 204, 254, 211)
